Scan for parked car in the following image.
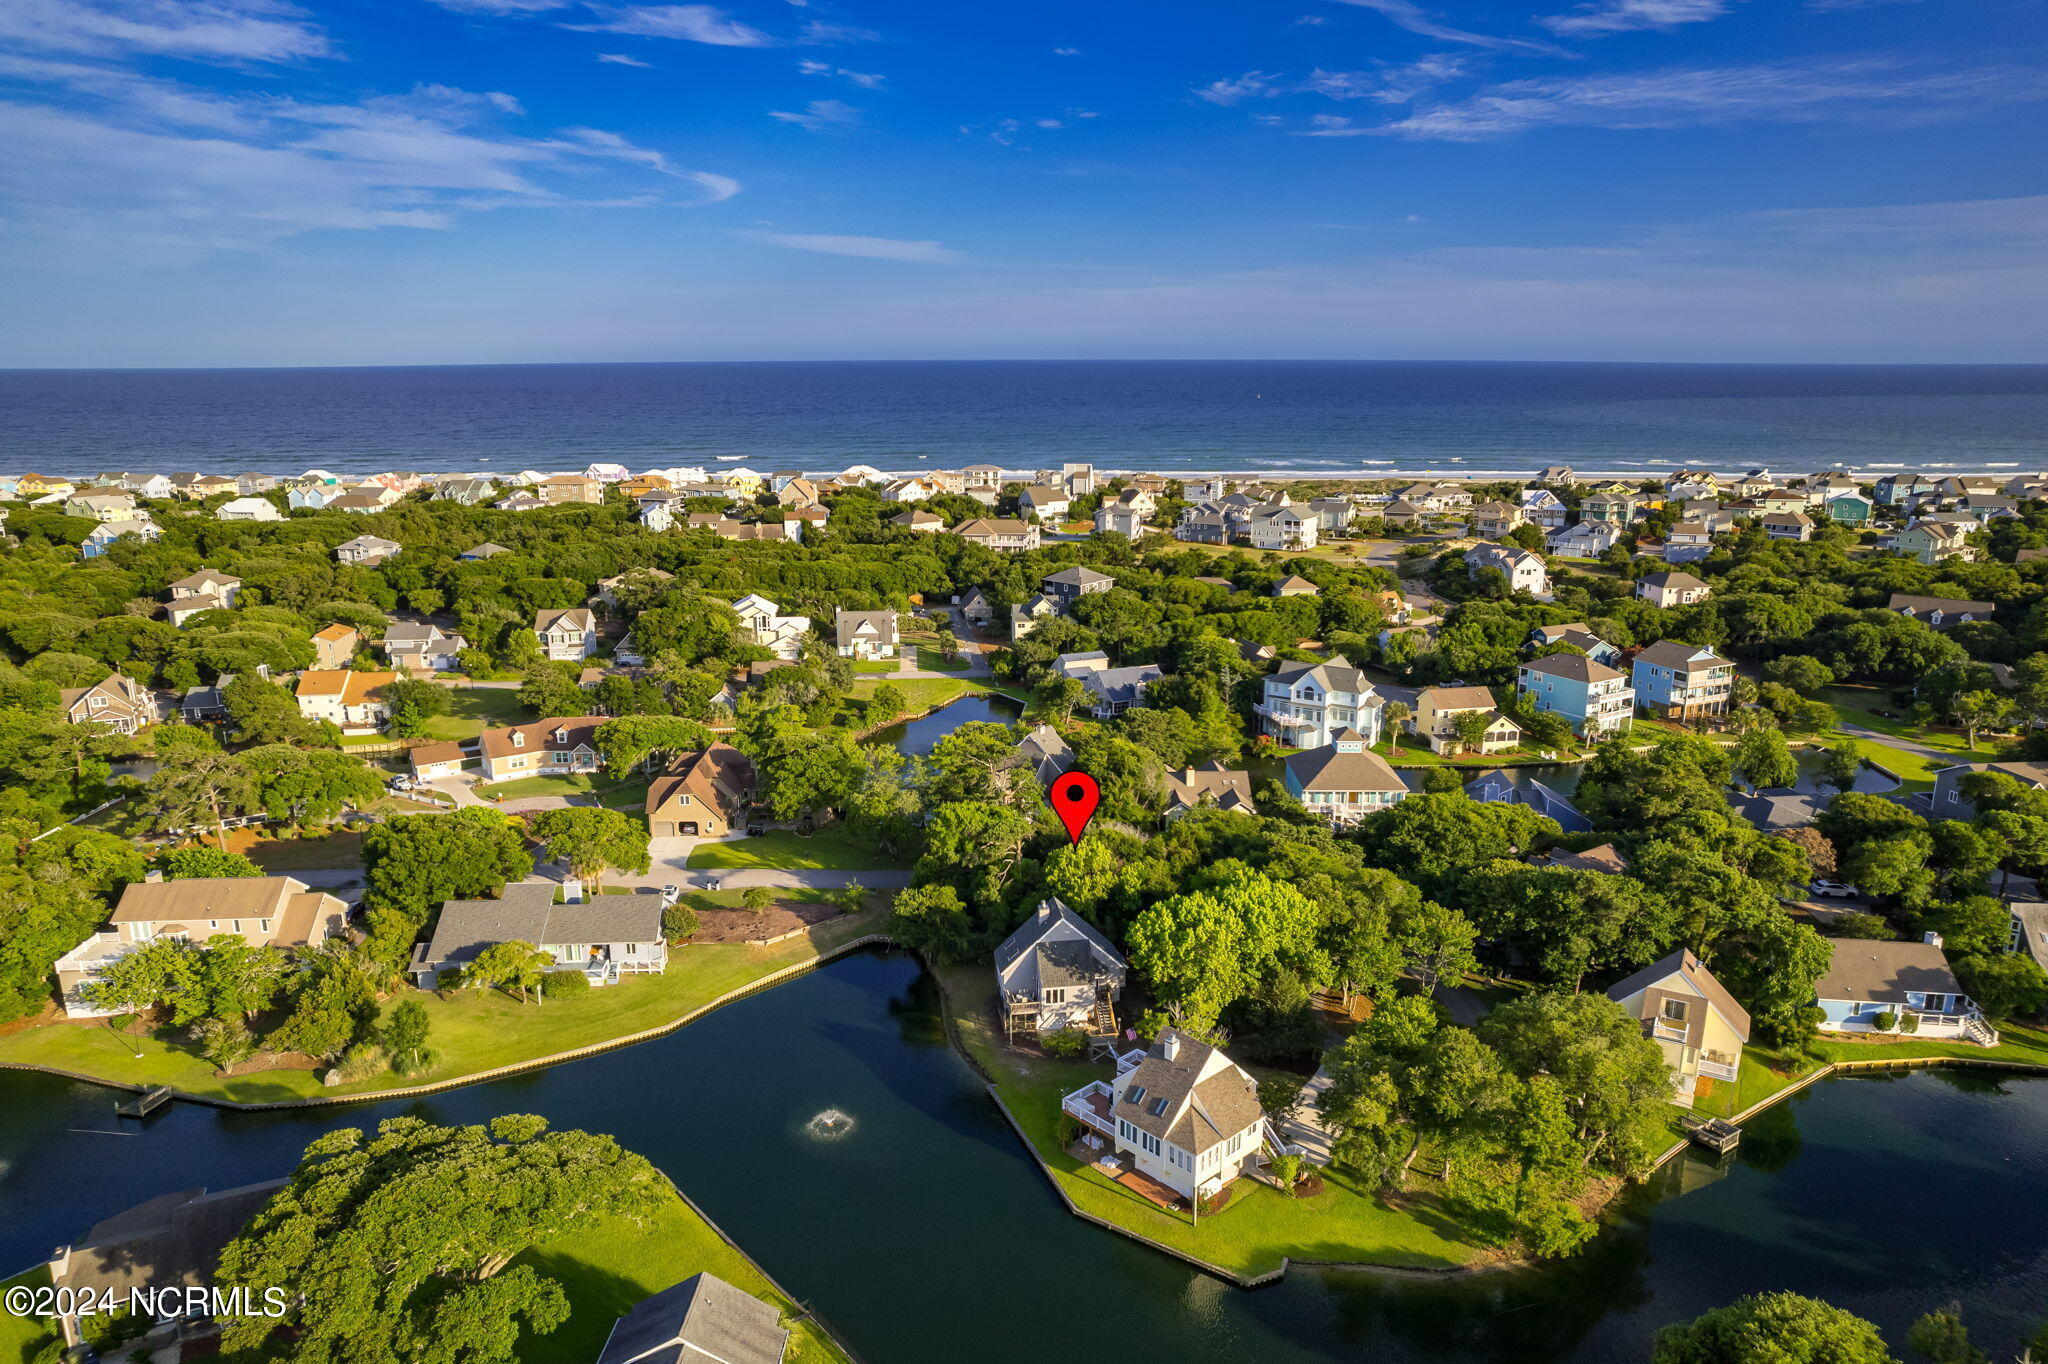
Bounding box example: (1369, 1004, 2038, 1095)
(1808, 880, 1858, 898)
(387, 775, 419, 792)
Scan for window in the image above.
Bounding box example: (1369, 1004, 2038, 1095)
(1043, 988, 1067, 1005)
(1661, 999, 1688, 1023)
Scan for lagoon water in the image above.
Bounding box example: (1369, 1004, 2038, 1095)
(6, 947, 2048, 1362)
(3, 360, 2046, 481)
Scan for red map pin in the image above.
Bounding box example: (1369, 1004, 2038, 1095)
(1049, 772, 1101, 845)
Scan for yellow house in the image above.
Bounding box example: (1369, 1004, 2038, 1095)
(1606, 949, 1751, 1107)
(17, 473, 75, 498)
(1410, 685, 1522, 755)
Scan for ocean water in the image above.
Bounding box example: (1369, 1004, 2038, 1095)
(1, 360, 2046, 480)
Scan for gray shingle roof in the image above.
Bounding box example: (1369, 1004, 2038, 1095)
(597, 1273, 789, 1364)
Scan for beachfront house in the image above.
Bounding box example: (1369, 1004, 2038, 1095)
(1060, 1028, 1270, 1205)
(644, 744, 756, 839)
(1257, 660, 1384, 747)
(1815, 936, 1996, 1045)
(1607, 949, 1751, 1107)
(996, 898, 1127, 1040)
(1516, 653, 1634, 738)
(1283, 732, 1408, 825)
(412, 881, 666, 989)
(53, 874, 347, 1018)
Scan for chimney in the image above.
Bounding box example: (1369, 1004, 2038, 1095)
(144, 869, 164, 884)
(1160, 1031, 1181, 1062)
(1923, 931, 1945, 949)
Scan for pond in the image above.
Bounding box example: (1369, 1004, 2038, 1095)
(6, 948, 2048, 1362)
(868, 692, 1025, 757)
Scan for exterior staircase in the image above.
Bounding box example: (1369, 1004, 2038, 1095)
(1964, 1013, 2000, 1048)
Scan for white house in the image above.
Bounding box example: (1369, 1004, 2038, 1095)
(995, 899, 1127, 1038)
(216, 496, 284, 522)
(733, 593, 811, 659)
(1061, 1029, 1271, 1203)
(380, 622, 468, 674)
(834, 608, 899, 660)
(335, 534, 401, 566)
(1547, 521, 1622, 558)
(534, 607, 597, 661)
(295, 669, 396, 732)
(1465, 543, 1550, 598)
(1258, 661, 1384, 747)
(1249, 505, 1317, 551)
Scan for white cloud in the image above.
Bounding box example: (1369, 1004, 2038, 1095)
(1194, 72, 1274, 106)
(1326, 0, 1559, 53)
(1052, 45, 1080, 55)
(1536, 0, 1730, 36)
(595, 52, 653, 66)
(797, 60, 883, 88)
(1035, 117, 1062, 129)
(755, 232, 962, 262)
(1377, 59, 2048, 140)
(797, 19, 878, 43)
(0, 0, 332, 63)
(566, 4, 774, 46)
(423, 0, 571, 13)
(1304, 56, 1465, 105)
(0, 69, 740, 261)
(767, 97, 859, 131)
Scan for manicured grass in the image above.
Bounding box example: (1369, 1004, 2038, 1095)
(935, 964, 1487, 1278)
(420, 687, 530, 742)
(0, 1267, 55, 1364)
(475, 773, 651, 810)
(520, 1194, 848, 1364)
(851, 660, 897, 674)
(847, 675, 996, 722)
(1820, 685, 2008, 766)
(913, 646, 970, 672)
(0, 911, 884, 1104)
(1829, 737, 1948, 795)
(687, 827, 896, 871)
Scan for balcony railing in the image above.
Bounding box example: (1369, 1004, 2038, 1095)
(1062, 1081, 1118, 1136)
(1698, 1058, 1740, 1083)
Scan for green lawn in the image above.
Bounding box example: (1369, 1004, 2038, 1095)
(520, 1194, 848, 1364)
(0, 911, 884, 1104)
(851, 660, 897, 674)
(846, 675, 997, 723)
(936, 965, 1487, 1278)
(0, 1267, 54, 1364)
(1820, 685, 2008, 765)
(420, 688, 531, 742)
(1828, 736, 1949, 795)
(686, 827, 898, 871)
(913, 646, 971, 672)
(475, 773, 651, 810)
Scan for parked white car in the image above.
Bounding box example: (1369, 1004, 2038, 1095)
(1808, 880, 1859, 898)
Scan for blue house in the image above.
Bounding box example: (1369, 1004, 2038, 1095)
(1815, 936, 1995, 1045)
(1515, 653, 1633, 738)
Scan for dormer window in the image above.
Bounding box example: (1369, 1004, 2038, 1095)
(511, 731, 526, 747)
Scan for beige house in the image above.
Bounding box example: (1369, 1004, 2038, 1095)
(1606, 949, 1751, 1107)
(834, 608, 899, 660)
(478, 716, 605, 781)
(644, 744, 756, 838)
(952, 518, 1041, 552)
(59, 673, 158, 734)
(335, 534, 401, 566)
(542, 474, 603, 504)
(53, 874, 347, 1017)
(1162, 764, 1255, 819)
(534, 607, 598, 661)
(1470, 500, 1524, 539)
(1637, 570, 1711, 608)
(295, 669, 395, 731)
(1893, 520, 1976, 566)
(311, 624, 360, 670)
(1410, 685, 1522, 755)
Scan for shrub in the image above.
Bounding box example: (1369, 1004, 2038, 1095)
(1269, 1154, 1303, 1191)
(543, 969, 591, 997)
(194, 1017, 257, 1070)
(331, 1042, 386, 1083)
(1899, 1012, 1920, 1034)
(742, 885, 776, 914)
(1872, 1010, 1898, 1032)
(662, 902, 700, 942)
(1832, 913, 1894, 940)
(1042, 1027, 1089, 1059)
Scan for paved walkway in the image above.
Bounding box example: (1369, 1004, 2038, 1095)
(1278, 1067, 1337, 1166)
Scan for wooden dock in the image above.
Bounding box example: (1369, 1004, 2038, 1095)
(116, 1086, 173, 1118)
(1679, 1114, 1740, 1154)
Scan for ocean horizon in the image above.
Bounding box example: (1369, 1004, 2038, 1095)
(2, 359, 2045, 481)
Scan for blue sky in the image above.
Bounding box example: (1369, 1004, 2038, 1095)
(0, 0, 2043, 365)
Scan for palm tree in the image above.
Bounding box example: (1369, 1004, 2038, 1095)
(1384, 702, 1412, 753)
